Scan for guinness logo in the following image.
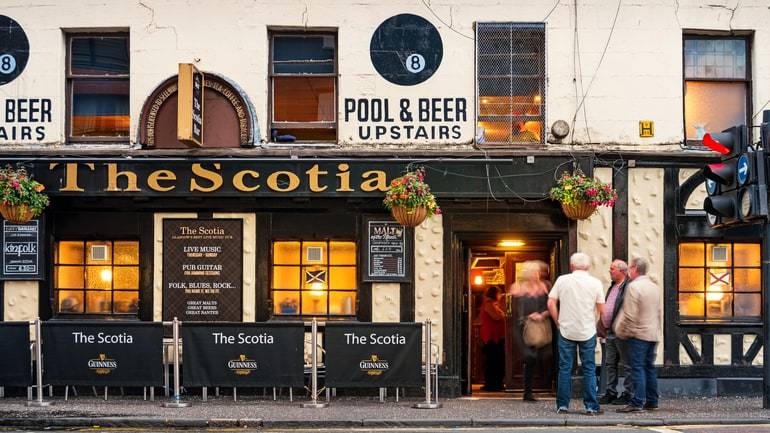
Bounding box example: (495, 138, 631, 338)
(227, 354, 258, 376)
(359, 354, 389, 376)
(87, 353, 117, 375)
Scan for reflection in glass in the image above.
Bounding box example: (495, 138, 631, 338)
(679, 243, 704, 266)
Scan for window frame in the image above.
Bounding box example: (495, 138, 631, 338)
(270, 239, 357, 319)
(65, 32, 130, 144)
(53, 239, 140, 318)
(267, 30, 338, 144)
(475, 22, 546, 148)
(681, 32, 753, 149)
(677, 240, 762, 324)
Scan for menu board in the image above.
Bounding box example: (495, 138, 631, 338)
(1, 219, 42, 280)
(363, 218, 410, 282)
(162, 219, 242, 321)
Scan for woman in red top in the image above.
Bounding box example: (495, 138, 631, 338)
(480, 285, 506, 391)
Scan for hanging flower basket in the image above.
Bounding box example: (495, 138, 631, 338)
(560, 201, 597, 220)
(391, 205, 428, 227)
(0, 165, 49, 224)
(383, 168, 441, 227)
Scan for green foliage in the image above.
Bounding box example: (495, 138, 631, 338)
(383, 168, 441, 218)
(549, 169, 617, 208)
(0, 165, 49, 217)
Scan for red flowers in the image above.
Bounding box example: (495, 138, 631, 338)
(383, 168, 441, 218)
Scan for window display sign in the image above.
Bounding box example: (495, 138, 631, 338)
(363, 217, 410, 282)
(0, 322, 31, 386)
(2, 219, 42, 280)
(325, 322, 422, 387)
(42, 322, 163, 386)
(182, 322, 304, 387)
(163, 219, 243, 322)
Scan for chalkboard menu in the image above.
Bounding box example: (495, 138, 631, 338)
(2, 219, 42, 280)
(363, 218, 410, 282)
(163, 219, 242, 321)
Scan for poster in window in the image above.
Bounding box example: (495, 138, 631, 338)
(362, 217, 411, 282)
(162, 219, 243, 322)
(1, 219, 42, 280)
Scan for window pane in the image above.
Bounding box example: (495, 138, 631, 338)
(735, 293, 761, 317)
(72, 80, 130, 137)
(329, 266, 356, 289)
(679, 242, 705, 266)
(302, 292, 328, 315)
(273, 76, 335, 122)
(302, 242, 328, 265)
(679, 293, 704, 317)
(56, 266, 84, 288)
(271, 127, 336, 142)
(734, 268, 760, 292)
(58, 241, 84, 264)
(274, 62, 334, 74)
(707, 268, 731, 292)
(86, 290, 112, 314)
(330, 241, 356, 265)
(303, 266, 327, 290)
(329, 291, 356, 315)
(273, 35, 334, 63)
(706, 292, 733, 318)
(274, 291, 300, 315)
(114, 266, 139, 289)
(684, 81, 746, 141)
(678, 268, 704, 292)
(734, 243, 760, 267)
(684, 38, 746, 79)
(477, 120, 541, 144)
(85, 265, 113, 289)
(114, 241, 139, 264)
(58, 290, 84, 313)
(274, 241, 300, 265)
(706, 243, 732, 267)
(86, 241, 112, 264)
(113, 291, 138, 313)
(273, 266, 300, 289)
(70, 36, 129, 75)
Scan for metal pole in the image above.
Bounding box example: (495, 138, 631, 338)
(764, 219, 770, 409)
(27, 318, 52, 407)
(414, 319, 440, 409)
(162, 317, 190, 408)
(302, 318, 327, 408)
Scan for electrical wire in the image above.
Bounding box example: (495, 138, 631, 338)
(419, 0, 475, 41)
(543, 0, 562, 21)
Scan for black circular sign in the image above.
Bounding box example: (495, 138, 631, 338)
(0, 16, 29, 86)
(370, 14, 443, 86)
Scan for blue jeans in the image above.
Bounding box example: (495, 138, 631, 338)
(557, 333, 599, 411)
(627, 337, 659, 408)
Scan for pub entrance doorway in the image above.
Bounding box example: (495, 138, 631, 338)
(465, 239, 559, 397)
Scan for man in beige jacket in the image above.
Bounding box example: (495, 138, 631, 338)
(612, 257, 661, 412)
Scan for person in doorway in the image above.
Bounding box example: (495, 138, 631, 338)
(480, 285, 506, 391)
(547, 252, 605, 415)
(510, 260, 551, 401)
(598, 259, 634, 405)
(613, 257, 661, 412)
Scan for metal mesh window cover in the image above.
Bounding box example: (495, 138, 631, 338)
(476, 23, 545, 146)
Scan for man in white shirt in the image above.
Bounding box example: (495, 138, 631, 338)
(548, 252, 605, 415)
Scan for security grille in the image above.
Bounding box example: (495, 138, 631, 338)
(476, 23, 545, 146)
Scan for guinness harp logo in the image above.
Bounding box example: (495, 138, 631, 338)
(359, 354, 389, 376)
(227, 354, 258, 376)
(87, 353, 117, 375)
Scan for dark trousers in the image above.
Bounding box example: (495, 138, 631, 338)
(627, 337, 659, 408)
(523, 356, 535, 396)
(482, 340, 505, 391)
(603, 335, 633, 398)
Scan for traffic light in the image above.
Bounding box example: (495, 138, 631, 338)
(702, 125, 748, 227)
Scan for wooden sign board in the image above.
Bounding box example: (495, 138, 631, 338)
(177, 63, 204, 147)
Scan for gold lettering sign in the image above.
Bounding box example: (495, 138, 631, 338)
(266, 171, 300, 192)
(148, 170, 177, 192)
(190, 163, 223, 192)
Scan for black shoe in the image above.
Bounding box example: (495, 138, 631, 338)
(523, 394, 538, 402)
(616, 405, 644, 413)
(598, 394, 616, 405)
(611, 395, 631, 405)
(643, 403, 659, 411)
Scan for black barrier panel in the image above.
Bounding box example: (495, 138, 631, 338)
(182, 322, 305, 387)
(325, 322, 422, 388)
(0, 322, 31, 386)
(42, 322, 163, 386)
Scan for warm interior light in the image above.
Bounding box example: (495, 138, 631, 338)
(706, 283, 725, 301)
(473, 275, 484, 286)
(310, 281, 325, 296)
(100, 269, 112, 283)
(498, 240, 525, 247)
(533, 95, 542, 103)
(481, 98, 489, 104)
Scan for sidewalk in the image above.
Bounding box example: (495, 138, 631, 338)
(1, 394, 769, 428)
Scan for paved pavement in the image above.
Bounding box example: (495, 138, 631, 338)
(1, 393, 770, 428)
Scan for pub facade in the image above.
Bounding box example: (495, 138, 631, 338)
(0, 0, 768, 397)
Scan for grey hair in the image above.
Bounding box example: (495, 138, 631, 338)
(570, 252, 591, 270)
(630, 256, 648, 275)
(612, 260, 628, 272)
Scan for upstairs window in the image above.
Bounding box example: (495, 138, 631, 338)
(476, 23, 545, 146)
(67, 33, 130, 141)
(683, 35, 750, 147)
(269, 32, 337, 143)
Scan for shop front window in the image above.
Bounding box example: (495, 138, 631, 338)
(476, 23, 545, 146)
(269, 32, 337, 143)
(54, 240, 139, 315)
(272, 240, 356, 317)
(67, 33, 130, 141)
(678, 242, 761, 321)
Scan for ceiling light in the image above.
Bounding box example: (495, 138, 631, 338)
(473, 275, 484, 286)
(498, 240, 525, 247)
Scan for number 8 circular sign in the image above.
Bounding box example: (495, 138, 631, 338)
(0, 15, 29, 86)
(370, 14, 443, 86)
